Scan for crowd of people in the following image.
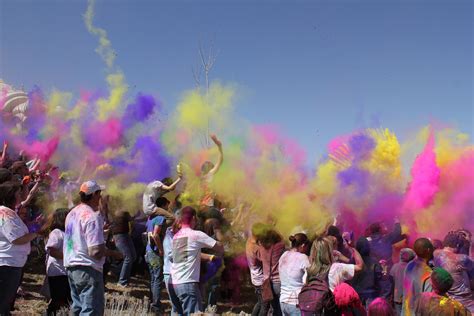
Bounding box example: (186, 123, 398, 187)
(0, 137, 473, 316)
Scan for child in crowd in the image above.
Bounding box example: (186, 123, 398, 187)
(41, 208, 71, 315)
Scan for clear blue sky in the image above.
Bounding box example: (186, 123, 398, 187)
(1, 0, 472, 164)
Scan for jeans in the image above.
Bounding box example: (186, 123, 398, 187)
(281, 302, 301, 316)
(259, 281, 282, 316)
(47, 275, 72, 315)
(145, 251, 163, 311)
(67, 266, 104, 316)
(114, 233, 137, 286)
(172, 282, 203, 315)
(0, 266, 22, 315)
(164, 274, 183, 315)
(251, 286, 263, 316)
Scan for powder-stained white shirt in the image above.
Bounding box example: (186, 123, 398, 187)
(0, 206, 30, 267)
(279, 250, 310, 305)
(171, 227, 216, 284)
(329, 262, 355, 291)
(46, 229, 66, 276)
(142, 181, 166, 215)
(63, 204, 105, 272)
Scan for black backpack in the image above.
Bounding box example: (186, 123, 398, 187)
(298, 273, 340, 316)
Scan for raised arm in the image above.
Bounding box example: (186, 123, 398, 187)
(161, 177, 182, 191)
(351, 247, 364, 272)
(20, 180, 41, 208)
(208, 134, 223, 176)
(28, 158, 41, 173)
(0, 141, 8, 167)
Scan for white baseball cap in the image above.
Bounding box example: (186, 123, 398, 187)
(79, 180, 105, 195)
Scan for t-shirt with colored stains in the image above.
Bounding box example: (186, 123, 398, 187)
(401, 257, 433, 316)
(63, 204, 105, 272)
(278, 250, 310, 305)
(434, 249, 474, 313)
(45, 228, 66, 276)
(0, 206, 30, 267)
(414, 292, 470, 316)
(142, 181, 166, 216)
(329, 262, 356, 292)
(170, 227, 216, 284)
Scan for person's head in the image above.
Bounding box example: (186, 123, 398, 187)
(0, 181, 22, 209)
(399, 248, 416, 263)
(256, 226, 282, 249)
(455, 229, 472, 255)
(432, 239, 443, 250)
(327, 225, 344, 250)
(369, 222, 382, 236)
(307, 236, 334, 278)
(155, 196, 170, 210)
(0, 168, 13, 184)
(179, 206, 197, 228)
(333, 283, 363, 310)
(161, 177, 173, 187)
(79, 180, 104, 209)
(201, 161, 214, 175)
(289, 233, 310, 255)
(368, 298, 394, 316)
(356, 236, 371, 257)
(41, 208, 69, 234)
(251, 222, 267, 239)
(9, 161, 29, 177)
(431, 267, 454, 295)
(443, 232, 464, 252)
(413, 238, 434, 261)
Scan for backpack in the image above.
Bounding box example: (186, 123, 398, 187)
(298, 273, 340, 316)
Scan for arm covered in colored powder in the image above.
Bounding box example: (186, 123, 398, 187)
(208, 134, 224, 176)
(161, 176, 182, 191)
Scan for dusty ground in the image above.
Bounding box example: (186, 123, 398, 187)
(11, 254, 255, 315)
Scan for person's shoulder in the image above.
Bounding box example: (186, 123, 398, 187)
(152, 215, 166, 225)
(50, 228, 64, 237)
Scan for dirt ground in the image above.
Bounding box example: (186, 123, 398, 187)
(11, 254, 255, 315)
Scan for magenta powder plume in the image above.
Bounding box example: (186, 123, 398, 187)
(404, 131, 440, 210)
(83, 118, 123, 152)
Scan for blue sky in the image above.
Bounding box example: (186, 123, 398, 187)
(1, 0, 472, 164)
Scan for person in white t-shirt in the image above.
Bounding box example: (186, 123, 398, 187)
(0, 181, 38, 315)
(41, 208, 71, 315)
(307, 236, 363, 292)
(279, 233, 311, 316)
(63, 180, 122, 316)
(142, 176, 182, 217)
(170, 206, 224, 314)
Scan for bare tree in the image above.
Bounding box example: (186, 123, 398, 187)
(192, 39, 219, 148)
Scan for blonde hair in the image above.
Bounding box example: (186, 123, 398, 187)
(307, 236, 335, 280)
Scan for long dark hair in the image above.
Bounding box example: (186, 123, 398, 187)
(40, 208, 69, 236)
(0, 181, 21, 209)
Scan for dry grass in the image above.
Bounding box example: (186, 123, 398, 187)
(12, 256, 253, 315)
